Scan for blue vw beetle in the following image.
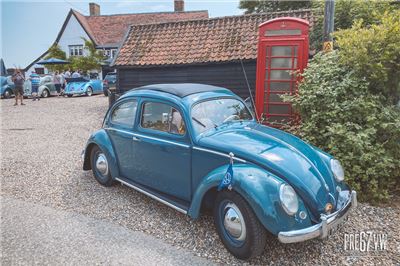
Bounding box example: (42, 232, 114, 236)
(82, 84, 357, 259)
(65, 77, 103, 97)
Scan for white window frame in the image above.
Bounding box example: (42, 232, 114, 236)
(69, 45, 83, 57)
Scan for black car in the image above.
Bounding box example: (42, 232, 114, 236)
(102, 72, 116, 96)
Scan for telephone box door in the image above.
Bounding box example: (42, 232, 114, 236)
(258, 40, 304, 124)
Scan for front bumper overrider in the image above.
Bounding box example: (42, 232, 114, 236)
(278, 190, 357, 244)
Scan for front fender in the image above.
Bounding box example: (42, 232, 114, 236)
(83, 129, 119, 179)
(188, 164, 313, 235)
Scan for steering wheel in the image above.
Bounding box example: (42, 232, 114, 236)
(223, 114, 240, 123)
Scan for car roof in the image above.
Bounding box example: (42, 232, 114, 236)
(125, 83, 232, 98)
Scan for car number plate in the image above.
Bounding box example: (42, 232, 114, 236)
(327, 212, 349, 237)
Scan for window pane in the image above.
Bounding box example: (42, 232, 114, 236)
(270, 70, 291, 80)
(271, 46, 292, 56)
(269, 82, 291, 92)
(111, 101, 137, 127)
(268, 93, 284, 102)
(268, 116, 291, 124)
(268, 104, 290, 114)
(141, 102, 185, 135)
(265, 29, 301, 36)
(271, 58, 292, 68)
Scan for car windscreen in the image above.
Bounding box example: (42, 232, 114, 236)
(104, 74, 116, 82)
(191, 98, 253, 135)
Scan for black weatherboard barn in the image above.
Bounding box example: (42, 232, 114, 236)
(112, 10, 313, 99)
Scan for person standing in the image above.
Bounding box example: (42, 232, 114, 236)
(29, 71, 41, 101)
(64, 68, 71, 78)
(11, 69, 25, 106)
(71, 70, 80, 78)
(53, 71, 62, 95)
(60, 71, 66, 96)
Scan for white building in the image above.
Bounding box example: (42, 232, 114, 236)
(25, 1, 208, 78)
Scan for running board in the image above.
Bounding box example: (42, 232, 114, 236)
(115, 177, 188, 215)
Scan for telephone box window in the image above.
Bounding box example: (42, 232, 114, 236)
(269, 82, 291, 92)
(265, 29, 302, 36)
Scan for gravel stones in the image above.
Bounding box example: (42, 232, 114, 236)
(1, 96, 399, 265)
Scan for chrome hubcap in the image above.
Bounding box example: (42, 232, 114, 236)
(95, 153, 108, 176)
(223, 203, 246, 241)
(87, 88, 92, 96)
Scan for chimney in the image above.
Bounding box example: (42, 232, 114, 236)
(174, 0, 184, 12)
(89, 3, 100, 16)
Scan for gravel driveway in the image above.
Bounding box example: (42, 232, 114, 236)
(1, 96, 399, 265)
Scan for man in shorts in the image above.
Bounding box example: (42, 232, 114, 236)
(12, 69, 25, 106)
(29, 71, 41, 101)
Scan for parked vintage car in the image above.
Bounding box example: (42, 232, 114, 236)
(23, 75, 58, 98)
(0, 76, 15, 98)
(64, 77, 103, 97)
(82, 84, 357, 259)
(102, 72, 116, 96)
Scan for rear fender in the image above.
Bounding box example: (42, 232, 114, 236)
(188, 164, 312, 235)
(83, 129, 119, 179)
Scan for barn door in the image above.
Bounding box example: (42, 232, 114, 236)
(257, 40, 304, 124)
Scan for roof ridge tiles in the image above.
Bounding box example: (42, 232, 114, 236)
(127, 9, 313, 30)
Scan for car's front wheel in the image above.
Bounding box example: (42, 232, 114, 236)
(90, 145, 115, 187)
(214, 190, 267, 260)
(86, 87, 93, 96)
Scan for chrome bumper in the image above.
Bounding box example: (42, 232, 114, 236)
(278, 190, 357, 244)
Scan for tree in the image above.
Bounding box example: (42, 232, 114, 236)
(44, 44, 67, 72)
(239, 0, 311, 14)
(334, 10, 400, 105)
(310, 0, 397, 50)
(70, 38, 104, 73)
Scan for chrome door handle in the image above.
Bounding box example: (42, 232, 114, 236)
(132, 136, 141, 142)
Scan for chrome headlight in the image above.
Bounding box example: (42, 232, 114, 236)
(330, 159, 344, 182)
(279, 184, 299, 216)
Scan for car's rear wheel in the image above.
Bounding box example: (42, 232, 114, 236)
(214, 190, 267, 260)
(86, 87, 93, 97)
(41, 89, 49, 98)
(67, 94, 73, 98)
(90, 145, 115, 187)
(103, 88, 108, 97)
(3, 89, 12, 99)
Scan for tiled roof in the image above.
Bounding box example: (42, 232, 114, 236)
(72, 10, 209, 47)
(113, 9, 314, 67)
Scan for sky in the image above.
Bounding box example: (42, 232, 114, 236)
(1, 0, 242, 69)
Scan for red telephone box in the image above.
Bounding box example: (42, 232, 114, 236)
(255, 17, 309, 125)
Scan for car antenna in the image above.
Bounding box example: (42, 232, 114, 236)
(240, 59, 260, 123)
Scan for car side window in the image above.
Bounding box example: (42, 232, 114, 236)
(141, 102, 186, 135)
(110, 100, 137, 127)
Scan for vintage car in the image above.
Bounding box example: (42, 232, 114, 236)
(0, 76, 15, 98)
(81, 84, 357, 260)
(23, 75, 58, 98)
(65, 77, 103, 97)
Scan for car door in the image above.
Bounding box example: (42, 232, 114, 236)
(106, 98, 139, 178)
(130, 99, 191, 201)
